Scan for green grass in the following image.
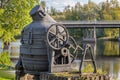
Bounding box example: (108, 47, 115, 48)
(0, 51, 15, 80)
(0, 70, 15, 80)
(0, 77, 11, 80)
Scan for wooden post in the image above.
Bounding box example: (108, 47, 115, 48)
(119, 39, 120, 56)
(109, 62, 113, 78)
(82, 28, 86, 40)
(94, 26, 96, 42)
(118, 27, 120, 56)
(119, 28, 120, 41)
(94, 26, 97, 59)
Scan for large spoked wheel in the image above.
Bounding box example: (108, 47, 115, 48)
(69, 36, 78, 63)
(69, 36, 84, 63)
(47, 24, 69, 50)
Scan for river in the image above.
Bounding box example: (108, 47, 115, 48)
(96, 40, 120, 80)
(0, 40, 120, 79)
(72, 40, 120, 80)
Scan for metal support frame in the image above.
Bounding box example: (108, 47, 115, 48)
(82, 27, 96, 42)
(79, 44, 97, 74)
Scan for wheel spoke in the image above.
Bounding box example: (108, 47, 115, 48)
(50, 37, 57, 44)
(49, 32, 56, 40)
(57, 39, 60, 48)
(59, 30, 65, 36)
(58, 33, 66, 42)
(59, 34, 67, 42)
(54, 39, 57, 47)
(59, 36, 66, 41)
(49, 29, 56, 35)
(60, 30, 65, 34)
(56, 25, 59, 35)
(59, 31, 66, 37)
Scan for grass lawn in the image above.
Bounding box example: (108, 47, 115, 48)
(0, 70, 15, 80)
(0, 77, 11, 80)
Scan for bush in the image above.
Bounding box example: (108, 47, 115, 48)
(82, 63, 107, 75)
(0, 51, 14, 70)
(0, 51, 15, 80)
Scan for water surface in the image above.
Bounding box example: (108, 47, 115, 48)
(0, 40, 120, 79)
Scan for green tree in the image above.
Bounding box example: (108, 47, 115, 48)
(0, 0, 39, 49)
(110, 0, 119, 8)
(41, 1, 46, 11)
(87, 0, 98, 20)
(50, 6, 57, 15)
(0, 51, 13, 68)
(64, 5, 72, 20)
(0, 0, 9, 8)
(101, 0, 113, 20)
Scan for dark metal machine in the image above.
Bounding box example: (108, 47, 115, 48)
(15, 5, 96, 80)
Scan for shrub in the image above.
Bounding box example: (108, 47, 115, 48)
(0, 51, 14, 70)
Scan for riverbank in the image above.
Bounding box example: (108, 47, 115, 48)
(98, 37, 118, 41)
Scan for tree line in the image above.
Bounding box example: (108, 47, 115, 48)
(49, 0, 120, 21)
(0, 0, 119, 47)
(48, 0, 120, 38)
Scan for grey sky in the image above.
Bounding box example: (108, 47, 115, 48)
(40, 0, 118, 11)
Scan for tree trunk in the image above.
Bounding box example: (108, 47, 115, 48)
(3, 42, 10, 52)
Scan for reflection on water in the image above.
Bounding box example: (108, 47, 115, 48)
(72, 58, 120, 79)
(96, 40, 120, 79)
(0, 40, 120, 79)
(0, 40, 119, 57)
(97, 40, 119, 56)
(96, 58, 120, 80)
(73, 40, 120, 79)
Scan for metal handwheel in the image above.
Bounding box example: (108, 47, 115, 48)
(47, 24, 69, 50)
